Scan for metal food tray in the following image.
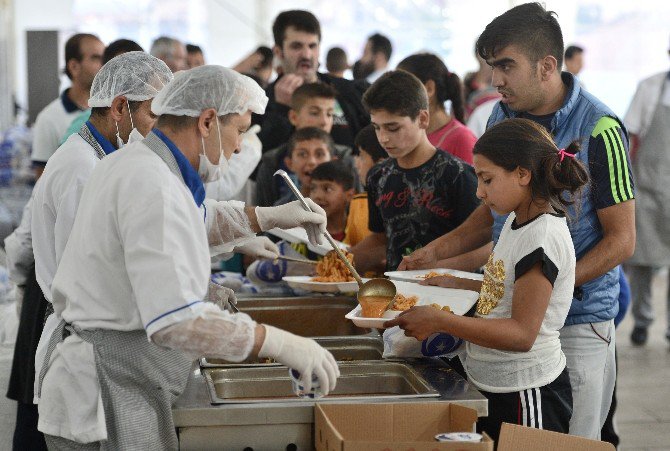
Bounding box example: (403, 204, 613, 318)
(200, 336, 384, 368)
(203, 361, 440, 404)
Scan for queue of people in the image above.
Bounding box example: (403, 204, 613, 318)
(2, 1, 665, 449)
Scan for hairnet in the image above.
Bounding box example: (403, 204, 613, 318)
(88, 51, 173, 107)
(151, 65, 268, 117)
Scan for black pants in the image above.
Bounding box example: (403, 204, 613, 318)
(477, 368, 573, 444)
(13, 402, 47, 451)
(6, 266, 49, 451)
(601, 349, 619, 447)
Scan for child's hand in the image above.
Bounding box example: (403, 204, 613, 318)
(398, 247, 437, 270)
(383, 306, 445, 340)
(420, 275, 483, 292)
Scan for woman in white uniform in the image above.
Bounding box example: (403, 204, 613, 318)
(37, 65, 338, 450)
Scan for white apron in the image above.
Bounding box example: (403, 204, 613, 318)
(629, 74, 670, 265)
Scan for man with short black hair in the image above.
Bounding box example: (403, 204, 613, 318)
(256, 9, 369, 152)
(359, 33, 392, 83)
(564, 45, 584, 76)
(326, 47, 349, 78)
(30, 33, 104, 179)
(103, 39, 143, 65)
(186, 44, 205, 68)
(401, 2, 635, 440)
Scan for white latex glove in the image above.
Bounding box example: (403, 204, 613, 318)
(258, 325, 339, 395)
(206, 282, 237, 311)
(233, 236, 280, 259)
(255, 199, 327, 246)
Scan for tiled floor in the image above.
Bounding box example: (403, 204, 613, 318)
(617, 268, 670, 451)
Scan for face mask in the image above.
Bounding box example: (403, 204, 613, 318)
(127, 127, 144, 143)
(115, 103, 138, 148)
(198, 117, 229, 183)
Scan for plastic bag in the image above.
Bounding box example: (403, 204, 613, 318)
(382, 326, 464, 359)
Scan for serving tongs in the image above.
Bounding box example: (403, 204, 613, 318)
(274, 170, 396, 308)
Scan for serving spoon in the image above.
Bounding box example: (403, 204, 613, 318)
(274, 170, 396, 310)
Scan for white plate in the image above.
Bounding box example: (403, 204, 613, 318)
(282, 275, 364, 293)
(345, 280, 480, 329)
(267, 227, 347, 256)
(384, 268, 484, 283)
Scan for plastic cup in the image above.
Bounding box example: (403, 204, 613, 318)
(288, 368, 323, 399)
(434, 432, 483, 442)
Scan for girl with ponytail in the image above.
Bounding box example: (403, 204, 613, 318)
(397, 53, 477, 164)
(385, 118, 586, 442)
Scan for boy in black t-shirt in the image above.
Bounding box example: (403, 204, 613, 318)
(351, 70, 480, 272)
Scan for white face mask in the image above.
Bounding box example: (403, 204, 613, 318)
(115, 103, 140, 148)
(127, 127, 144, 143)
(198, 117, 229, 183)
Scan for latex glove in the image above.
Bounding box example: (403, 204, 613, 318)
(207, 282, 237, 311)
(255, 199, 327, 246)
(259, 325, 339, 395)
(234, 236, 280, 259)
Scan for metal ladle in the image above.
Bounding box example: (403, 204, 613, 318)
(274, 170, 396, 309)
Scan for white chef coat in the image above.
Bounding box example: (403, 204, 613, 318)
(4, 194, 35, 287)
(31, 90, 87, 166)
(624, 71, 670, 138)
(32, 127, 114, 303)
(37, 139, 216, 442)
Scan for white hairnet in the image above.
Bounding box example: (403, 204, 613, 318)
(88, 51, 173, 107)
(151, 65, 268, 117)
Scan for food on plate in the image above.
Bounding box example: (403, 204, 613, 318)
(416, 271, 455, 279)
(359, 295, 394, 318)
(391, 293, 419, 311)
(430, 303, 452, 312)
(311, 250, 355, 282)
(359, 292, 419, 319)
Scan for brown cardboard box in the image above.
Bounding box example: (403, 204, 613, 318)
(497, 423, 616, 451)
(315, 402, 493, 450)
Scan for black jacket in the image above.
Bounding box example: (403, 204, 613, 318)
(254, 73, 370, 153)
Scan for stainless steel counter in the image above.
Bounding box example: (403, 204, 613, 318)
(173, 358, 487, 450)
(173, 294, 487, 450)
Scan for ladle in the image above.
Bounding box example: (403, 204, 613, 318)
(274, 170, 397, 311)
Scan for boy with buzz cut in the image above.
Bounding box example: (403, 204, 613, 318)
(275, 126, 334, 205)
(309, 160, 355, 241)
(351, 70, 480, 273)
(256, 82, 355, 206)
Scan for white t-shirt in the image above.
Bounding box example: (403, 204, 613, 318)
(624, 71, 670, 138)
(37, 142, 220, 442)
(464, 212, 575, 393)
(466, 98, 498, 138)
(32, 133, 103, 302)
(31, 90, 86, 165)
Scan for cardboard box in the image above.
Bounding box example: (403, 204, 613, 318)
(497, 423, 615, 451)
(315, 402, 493, 450)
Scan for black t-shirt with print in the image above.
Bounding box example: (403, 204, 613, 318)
(367, 150, 480, 270)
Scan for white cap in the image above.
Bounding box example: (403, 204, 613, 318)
(151, 65, 268, 117)
(88, 51, 173, 108)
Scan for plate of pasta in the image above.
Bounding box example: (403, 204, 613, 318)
(282, 276, 365, 293)
(345, 281, 480, 328)
(283, 250, 365, 293)
(384, 268, 484, 283)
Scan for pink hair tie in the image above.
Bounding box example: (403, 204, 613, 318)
(558, 148, 576, 162)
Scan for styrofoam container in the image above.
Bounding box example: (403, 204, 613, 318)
(345, 281, 480, 329)
(384, 268, 484, 283)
